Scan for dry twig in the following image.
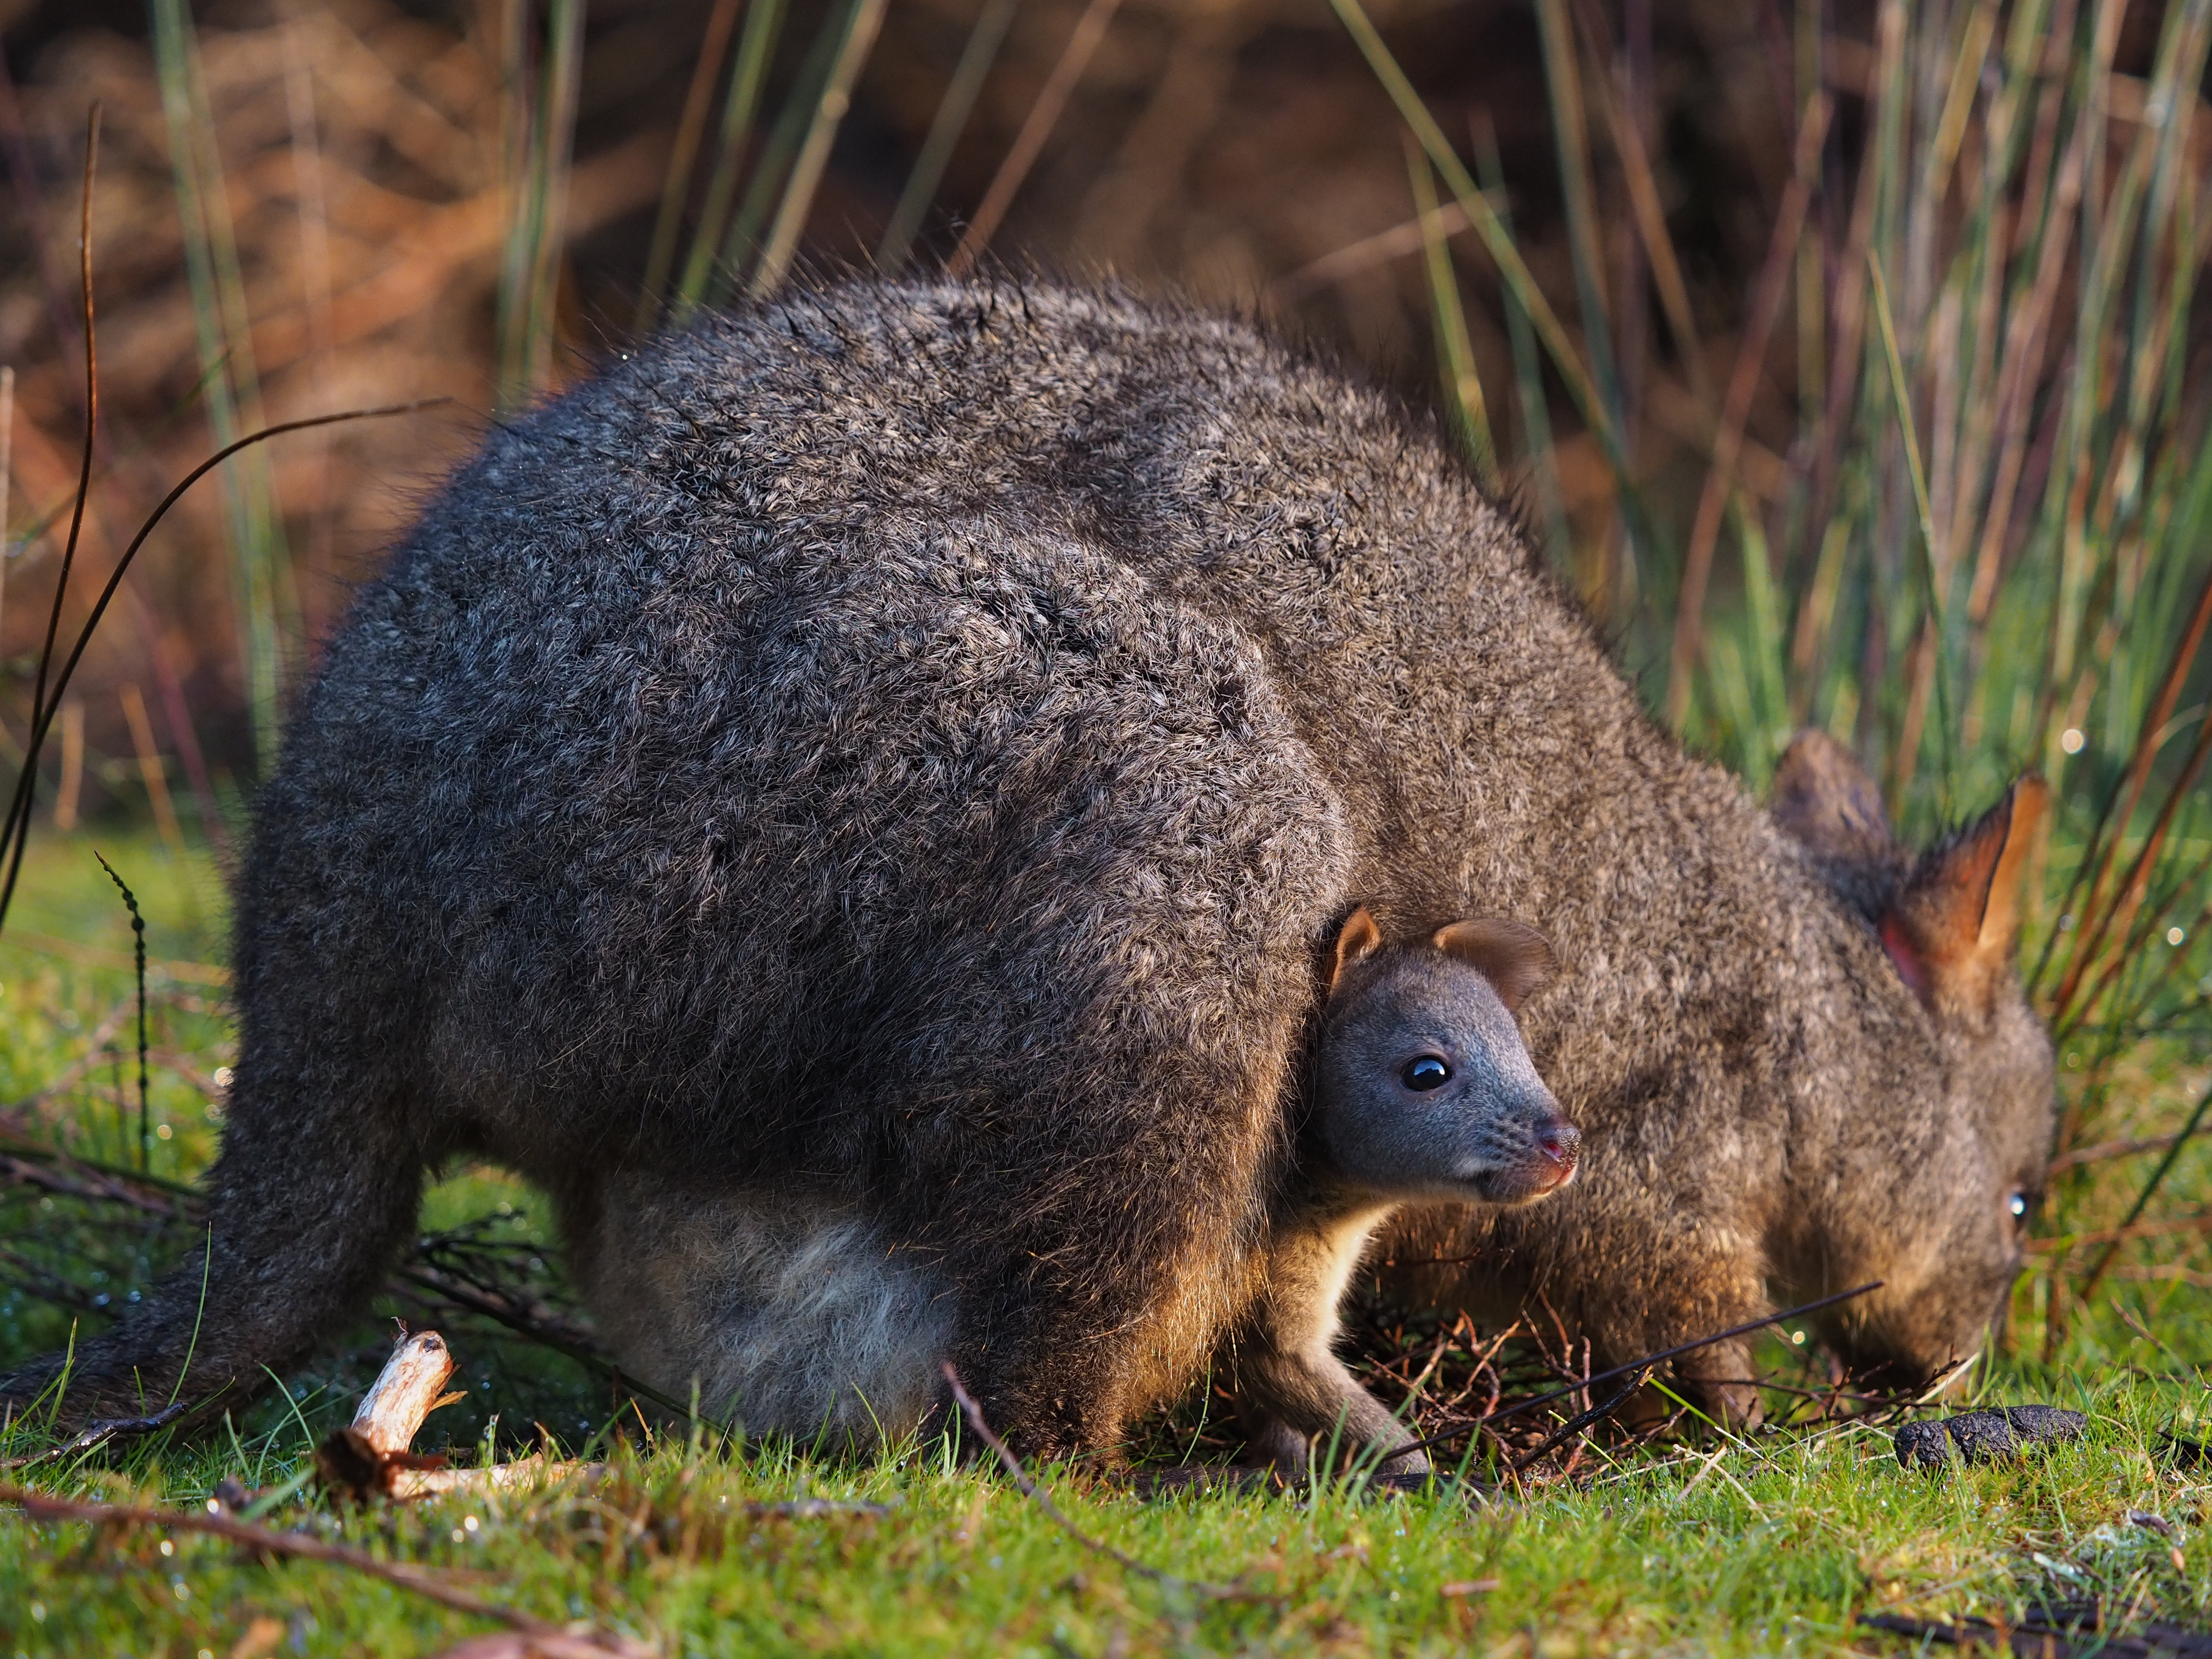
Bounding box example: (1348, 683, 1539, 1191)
(0, 1480, 654, 1655)
(941, 1362, 1263, 1603)
(1391, 1281, 1883, 1465)
(316, 1328, 599, 1503)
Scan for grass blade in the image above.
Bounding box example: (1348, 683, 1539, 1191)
(150, 0, 292, 774)
(2075, 1073, 2212, 1306)
(712, 0, 850, 305)
(878, 0, 1019, 271)
(1867, 249, 1955, 806)
(1567, 0, 1708, 406)
(948, 0, 1126, 276)
(750, 0, 890, 298)
(673, 0, 789, 319)
(1664, 93, 1831, 731)
(1405, 135, 1496, 485)
(1331, 0, 1629, 494)
(1532, 0, 1621, 430)
(633, 0, 746, 334)
(1472, 115, 1569, 566)
(493, 0, 584, 410)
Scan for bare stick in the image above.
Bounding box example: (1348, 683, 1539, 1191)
(0, 1482, 650, 1654)
(1505, 1368, 1651, 1475)
(387, 1454, 602, 1502)
(327, 1329, 608, 1502)
(351, 1329, 463, 1456)
(421, 1633, 642, 1659)
(0, 1403, 183, 1470)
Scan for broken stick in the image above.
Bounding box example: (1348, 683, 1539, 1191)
(353, 1329, 465, 1455)
(319, 1329, 597, 1501)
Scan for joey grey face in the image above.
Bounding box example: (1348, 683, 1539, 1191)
(1313, 910, 1579, 1206)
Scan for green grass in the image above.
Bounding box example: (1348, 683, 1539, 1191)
(4, 833, 2212, 1658)
(6, 1382, 2211, 1658)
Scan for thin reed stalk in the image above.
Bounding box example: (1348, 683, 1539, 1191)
(0, 367, 13, 648)
(750, 0, 890, 298)
(635, 0, 745, 334)
(711, 1, 849, 304)
(1405, 137, 1495, 486)
(1565, 0, 1707, 408)
(1531, 0, 1622, 431)
(150, 2, 293, 774)
(879, 0, 1019, 271)
(0, 399, 441, 938)
(1471, 115, 1569, 566)
(1331, 0, 1630, 497)
(1664, 93, 1831, 732)
(672, 0, 787, 319)
(948, 0, 1126, 276)
(9, 107, 98, 916)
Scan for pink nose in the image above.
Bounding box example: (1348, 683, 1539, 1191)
(1536, 1120, 1581, 1170)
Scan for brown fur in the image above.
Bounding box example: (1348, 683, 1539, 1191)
(0, 281, 2052, 1449)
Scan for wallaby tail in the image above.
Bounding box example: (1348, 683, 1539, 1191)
(0, 1049, 425, 1434)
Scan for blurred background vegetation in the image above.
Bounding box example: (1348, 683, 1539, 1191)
(2, 0, 2212, 1435)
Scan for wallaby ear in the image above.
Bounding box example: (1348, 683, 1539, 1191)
(1882, 775, 2049, 1019)
(1771, 728, 1898, 869)
(1431, 918, 1554, 1013)
(1328, 906, 1385, 997)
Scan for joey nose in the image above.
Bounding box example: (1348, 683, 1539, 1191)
(1531, 1119, 1581, 1190)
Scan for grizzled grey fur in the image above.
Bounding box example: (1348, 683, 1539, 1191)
(0, 278, 2053, 1454)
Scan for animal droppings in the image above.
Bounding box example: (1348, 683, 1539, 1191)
(1894, 1405, 2087, 1468)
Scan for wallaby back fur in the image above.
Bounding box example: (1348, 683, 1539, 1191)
(0, 278, 2052, 1449)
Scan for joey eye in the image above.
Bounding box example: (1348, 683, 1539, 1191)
(1401, 1056, 1452, 1091)
(2008, 1191, 2030, 1221)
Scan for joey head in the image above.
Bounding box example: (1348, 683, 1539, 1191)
(1233, 908, 1577, 1479)
(1314, 909, 1577, 1206)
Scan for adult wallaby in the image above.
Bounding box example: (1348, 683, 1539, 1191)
(0, 278, 2049, 1450)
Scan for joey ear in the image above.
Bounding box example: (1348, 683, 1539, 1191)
(1772, 729, 1899, 869)
(1883, 775, 2049, 1019)
(1431, 918, 1554, 1012)
(1328, 906, 1384, 996)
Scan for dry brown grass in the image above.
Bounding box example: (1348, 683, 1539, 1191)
(0, 0, 1826, 800)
